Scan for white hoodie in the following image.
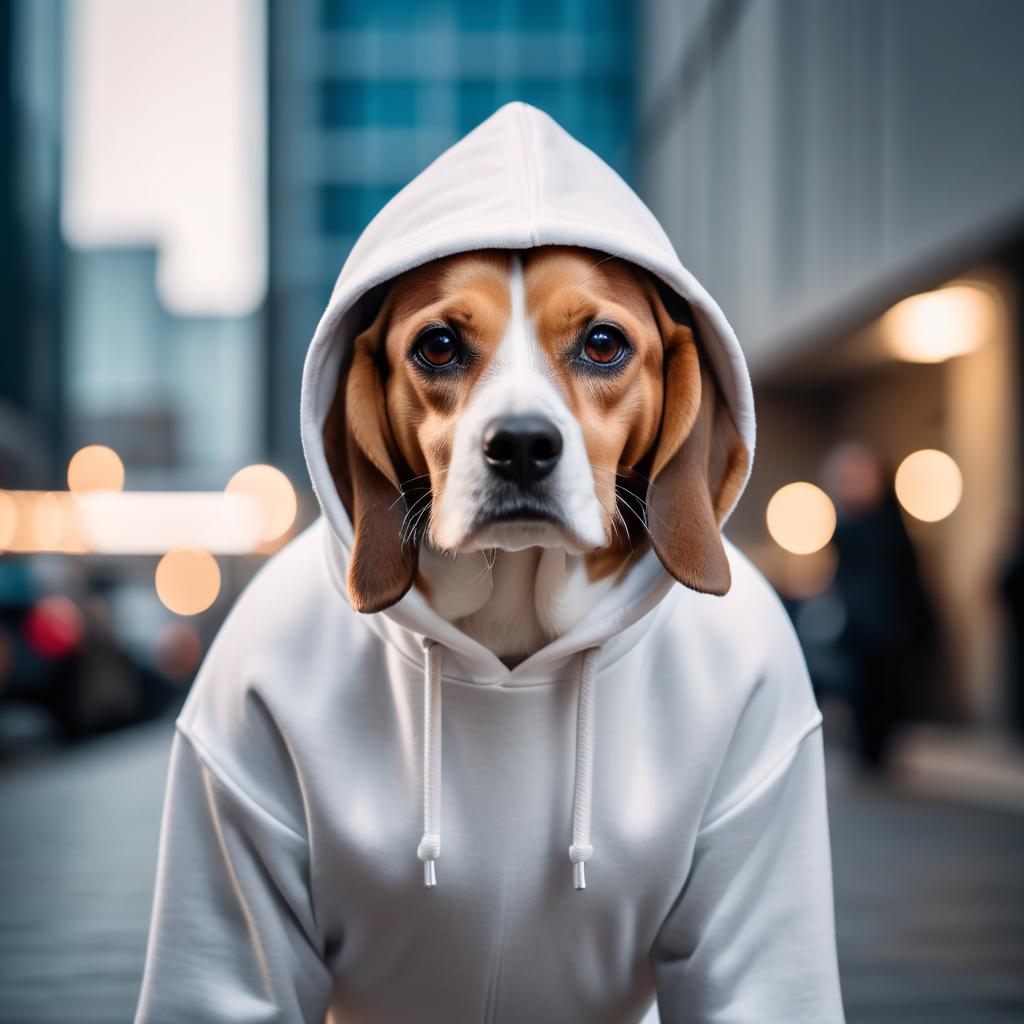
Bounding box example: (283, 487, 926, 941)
(136, 104, 845, 1023)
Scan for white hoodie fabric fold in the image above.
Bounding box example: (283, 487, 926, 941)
(136, 103, 845, 1023)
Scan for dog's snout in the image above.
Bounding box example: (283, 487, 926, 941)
(482, 415, 563, 486)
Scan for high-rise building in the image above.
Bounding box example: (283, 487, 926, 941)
(0, 0, 65, 486)
(266, 0, 636, 470)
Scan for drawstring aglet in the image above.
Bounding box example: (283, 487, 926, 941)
(573, 861, 587, 890)
(423, 860, 437, 888)
(569, 841, 593, 891)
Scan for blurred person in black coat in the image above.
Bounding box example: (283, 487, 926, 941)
(997, 518, 1024, 736)
(822, 441, 937, 771)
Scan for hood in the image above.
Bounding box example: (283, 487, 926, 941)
(298, 102, 757, 889)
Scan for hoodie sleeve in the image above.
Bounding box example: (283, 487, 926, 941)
(134, 724, 333, 1023)
(650, 593, 845, 1023)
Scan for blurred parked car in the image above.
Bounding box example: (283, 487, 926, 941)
(0, 557, 184, 744)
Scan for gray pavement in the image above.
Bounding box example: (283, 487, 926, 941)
(0, 721, 171, 1024)
(828, 754, 1024, 1024)
(0, 720, 1022, 1023)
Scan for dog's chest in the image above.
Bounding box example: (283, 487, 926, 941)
(418, 545, 625, 659)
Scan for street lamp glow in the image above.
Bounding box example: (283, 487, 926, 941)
(766, 482, 837, 555)
(155, 547, 222, 616)
(225, 464, 297, 543)
(882, 283, 996, 363)
(895, 449, 963, 522)
(67, 444, 125, 493)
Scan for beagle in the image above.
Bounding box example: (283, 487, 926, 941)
(324, 246, 749, 660)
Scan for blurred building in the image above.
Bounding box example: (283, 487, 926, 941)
(266, 0, 636, 471)
(0, 0, 65, 487)
(639, 0, 1024, 730)
(65, 245, 262, 488)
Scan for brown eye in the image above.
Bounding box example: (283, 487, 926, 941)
(413, 326, 460, 369)
(582, 325, 630, 367)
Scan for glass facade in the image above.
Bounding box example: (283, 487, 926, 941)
(266, 0, 636, 469)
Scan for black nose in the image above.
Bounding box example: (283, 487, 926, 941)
(482, 415, 563, 486)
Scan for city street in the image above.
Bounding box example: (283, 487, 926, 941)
(0, 719, 1022, 1023)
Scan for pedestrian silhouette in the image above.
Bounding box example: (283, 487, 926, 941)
(822, 442, 937, 771)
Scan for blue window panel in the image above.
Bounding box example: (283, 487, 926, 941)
(320, 81, 368, 127)
(320, 183, 401, 235)
(375, 81, 419, 126)
(319, 185, 362, 234)
(515, 81, 564, 121)
(455, 0, 501, 30)
(321, 81, 419, 128)
(323, 0, 449, 30)
(458, 80, 500, 135)
(515, 0, 566, 31)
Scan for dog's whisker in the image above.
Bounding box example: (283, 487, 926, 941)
(399, 473, 432, 489)
(398, 489, 433, 529)
(566, 255, 622, 308)
(613, 482, 649, 516)
(592, 478, 649, 529)
(613, 483, 655, 530)
(588, 463, 663, 494)
(591, 482, 640, 550)
(399, 490, 434, 547)
(402, 503, 433, 549)
(462, 547, 498, 587)
(592, 490, 632, 553)
(389, 487, 428, 512)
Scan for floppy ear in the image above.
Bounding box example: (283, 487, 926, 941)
(323, 297, 418, 613)
(643, 288, 749, 596)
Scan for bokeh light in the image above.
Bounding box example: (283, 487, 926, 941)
(225, 464, 297, 543)
(154, 621, 204, 680)
(155, 547, 221, 616)
(766, 482, 838, 555)
(882, 283, 997, 363)
(67, 444, 125, 493)
(895, 449, 963, 522)
(24, 596, 85, 659)
(32, 493, 69, 551)
(0, 491, 17, 549)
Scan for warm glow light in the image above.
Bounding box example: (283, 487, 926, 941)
(766, 482, 837, 555)
(0, 491, 16, 549)
(882, 283, 997, 363)
(67, 444, 125, 492)
(225, 464, 297, 542)
(0, 492, 85, 554)
(895, 449, 963, 522)
(77, 492, 264, 553)
(0, 491, 265, 554)
(33, 493, 67, 550)
(155, 547, 221, 616)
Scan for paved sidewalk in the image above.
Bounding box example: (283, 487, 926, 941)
(0, 720, 173, 1024)
(828, 751, 1024, 1023)
(1, 720, 1022, 1022)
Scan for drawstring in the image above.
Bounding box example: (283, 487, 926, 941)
(417, 639, 443, 887)
(569, 646, 601, 890)
(415, 639, 602, 892)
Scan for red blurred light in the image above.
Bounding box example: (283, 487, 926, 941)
(24, 596, 85, 659)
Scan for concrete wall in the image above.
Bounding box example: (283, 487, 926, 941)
(639, 0, 1024, 372)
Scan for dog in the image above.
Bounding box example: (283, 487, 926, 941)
(136, 104, 845, 1023)
(324, 245, 749, 659)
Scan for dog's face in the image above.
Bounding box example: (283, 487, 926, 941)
(325, 246, 748, 613)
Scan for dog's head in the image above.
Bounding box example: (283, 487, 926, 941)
(324, 247, 749, 613)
